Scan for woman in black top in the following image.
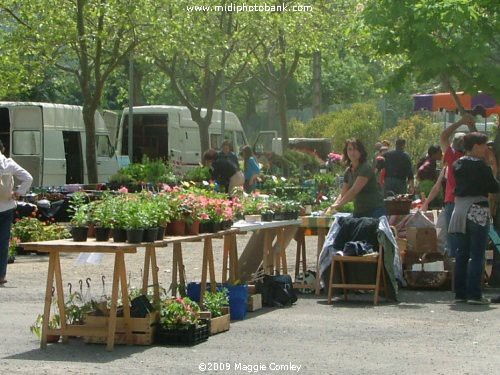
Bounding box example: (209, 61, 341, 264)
(449, 132, 499, 305)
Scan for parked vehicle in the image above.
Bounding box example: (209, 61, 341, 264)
(116, 106, 249, 172)
(253, 130, 332, 160)
(0, 102, 119, 186)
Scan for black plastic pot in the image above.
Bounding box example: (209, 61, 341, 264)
(95, 227, 111, 242)
(113, 228, 127, 243)
(126, 229, 144, 244)
(143, 228, 158, 243)
(71, 226, 89, 242)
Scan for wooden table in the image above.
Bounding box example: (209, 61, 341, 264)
(21, 239, 140, 351)
(232, 220, 301, 282)
(295, 216, 334, 295)
(141, 229, 240, 306)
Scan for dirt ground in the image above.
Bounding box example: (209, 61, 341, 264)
(1, 233, 499, 375)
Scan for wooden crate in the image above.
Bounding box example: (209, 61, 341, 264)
(210, 307, 230, 335)
(199, 307, 230, 335)
(83, 311, 159, 345)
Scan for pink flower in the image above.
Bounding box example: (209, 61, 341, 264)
(118, 186, 129, 194)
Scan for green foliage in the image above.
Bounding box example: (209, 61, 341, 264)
(184, 166, 211, 182)
(380, 114, 440, 164)
(364, 0, 500, 98)
(304, 102, 383, 154)
(11, 217, 70, 242)
(30, 313, 60, 339)
(109, 158, 177, 186)
(159, 297, 201, 330)
(203, 289, 229, 318)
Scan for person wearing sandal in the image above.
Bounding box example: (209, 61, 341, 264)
(0, 139, 33, 285)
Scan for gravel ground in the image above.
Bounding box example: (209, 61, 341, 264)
(1, 233, 499, 375)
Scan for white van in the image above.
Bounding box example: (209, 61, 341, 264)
(116, 106, 248, 172)
(0, 102, 119, 186)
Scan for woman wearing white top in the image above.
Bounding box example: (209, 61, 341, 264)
(0, 139, 33, 285)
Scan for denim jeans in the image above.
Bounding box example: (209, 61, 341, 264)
(451, 219, 488, 300)
(353, 206, 386, 219)
(444, 202, 457, 257)
(0, 209, 14, 279)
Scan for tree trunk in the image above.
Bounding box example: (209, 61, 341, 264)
(82, 104, 98, 183)
(277, 89, 289, 154)
(312, 51, 322, 117)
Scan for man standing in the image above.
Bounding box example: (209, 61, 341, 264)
(0, 139, 33, 285)
(440, 113, 476, 256)
(383, 139, 414, 196)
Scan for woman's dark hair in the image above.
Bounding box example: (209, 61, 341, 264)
(427, 144, 441, 157)
(240, 145, 254, 171)
(463, 132, 488, 151)
(342, 138, 367, 166)
(202, 148, 218, 161)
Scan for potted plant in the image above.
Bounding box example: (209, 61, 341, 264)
(155, 297, 209, 345)
(108, 194, 128, 242)
(202, 289, 230, 335)
(89, 194, 114, 241)
(30, 314, 61, 343)
(122, 198, 149, 243)
(68, 192, 89, 241)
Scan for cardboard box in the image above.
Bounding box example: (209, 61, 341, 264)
(406, 227, 437, 255)
(247, 294, 262, 312)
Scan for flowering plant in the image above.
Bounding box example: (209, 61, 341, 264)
(159, 297, 201, 329)
(327, 152, 342, 165)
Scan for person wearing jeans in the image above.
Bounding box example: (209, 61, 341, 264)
(0, 139, 33, 285)
(448, 132, 499, 305)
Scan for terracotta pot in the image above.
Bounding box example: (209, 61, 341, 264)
(166, 220, 186, 236)
(46, 334, 60, 343)
(186, 221, 200, 235)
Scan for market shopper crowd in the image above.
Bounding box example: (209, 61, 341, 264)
(326, 113, 500, 305)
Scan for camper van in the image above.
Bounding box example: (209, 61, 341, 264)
(116, 106, 248, 172)
(0, 102, 119, 186)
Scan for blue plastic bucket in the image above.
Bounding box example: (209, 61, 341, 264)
(228, 285, 248, 320)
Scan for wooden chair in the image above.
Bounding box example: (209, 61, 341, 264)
(327, 243, 388, 305)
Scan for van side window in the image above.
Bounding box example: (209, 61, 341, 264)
(12, 130, 41, 155)
(236, 131, 246, 150)
(210, 134, 222, 149)
(96, 135, 115, 157)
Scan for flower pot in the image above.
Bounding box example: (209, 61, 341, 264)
(46, 334, 60, 343)
(112, 228, 128, 243)
(208, 221, 222, 233)
(166, 220, 186, 236)
(143, 228, 158, 243)
(221, 220, 233, 230)
(71, 226, 89, 242)
(157, 226, 166, 240)
(273, 213, 285, 221)
(126, 229, 144, 244)
(244, 214, 261, 223)
(186, 221, 200, 235)
(261, 213, 273, 222)
(94, 227, 111, 242)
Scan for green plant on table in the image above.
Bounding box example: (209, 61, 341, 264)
(203, 288, 229, 318)
(159, 297, 201, 330)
